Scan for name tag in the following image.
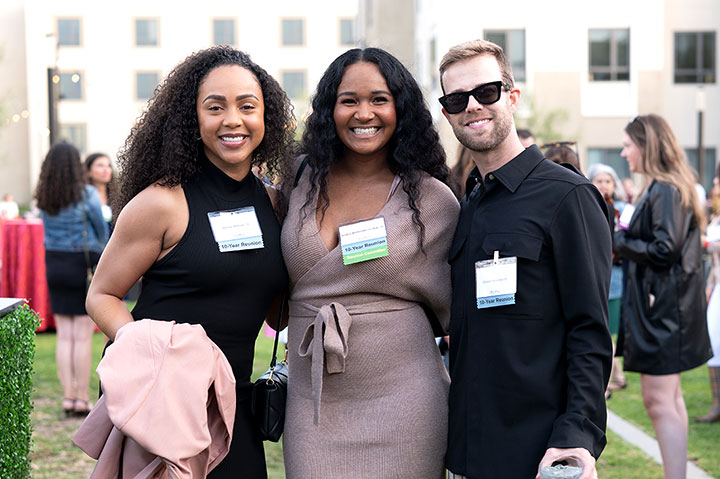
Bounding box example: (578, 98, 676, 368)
(618, 204, 635, 230)
(475, 251, 517, 309)
(207, 207, 264, 252)
(339, 217, 389, 265)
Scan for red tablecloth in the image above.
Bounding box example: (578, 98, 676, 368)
(0, 219, 55, 331)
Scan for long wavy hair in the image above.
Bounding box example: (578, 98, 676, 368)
(35, 142, 85, 215)
(114, 45, 295, 216)
(299, 47, 449, 251)
(85, 152, 117, 205)
(625, 114, 704, 227)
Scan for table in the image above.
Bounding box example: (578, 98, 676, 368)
(0, 218, 55, 331)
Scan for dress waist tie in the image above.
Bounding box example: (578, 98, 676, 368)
(289, 299, 415, 424)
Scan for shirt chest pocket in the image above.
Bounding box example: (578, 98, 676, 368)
(480, 232, 544, 319)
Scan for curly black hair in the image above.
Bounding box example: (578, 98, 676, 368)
(85, 152, 117, 206)
(114, 45, 295, 215)
(35, 142, 85, 215)
(298, 47, 449, 251)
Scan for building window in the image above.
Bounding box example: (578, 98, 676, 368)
(674, 32, 716, 84)
(282, 71, 307, 100)
(58, 72, 83, 100)
(281, 19, 305, 46)
(59, 124, 87, 156)
(339, 18, 354, 46)
(485, 30, 525, 82)
(587, 148, 628, 179)
(213, 19, 235, 46)
(686, 148, 717, 193)
(57, 18, 81, 46)
(135, 18, 159, 46)
(136, 72, 160, 101)
(589, 29, 630, 81)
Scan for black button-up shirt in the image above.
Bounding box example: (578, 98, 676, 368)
(446, 145, 613, 478)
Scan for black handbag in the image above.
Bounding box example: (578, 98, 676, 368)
(251, 296, 288, 442)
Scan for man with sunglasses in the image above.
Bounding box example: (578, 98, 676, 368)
(439, 39, 613, 479)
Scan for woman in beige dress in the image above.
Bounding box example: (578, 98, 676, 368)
(281, 47, 459, 478)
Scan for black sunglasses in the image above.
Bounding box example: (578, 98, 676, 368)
(439, 80, 511, 114)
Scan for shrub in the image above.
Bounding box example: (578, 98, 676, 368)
(0, 302, 40, 478)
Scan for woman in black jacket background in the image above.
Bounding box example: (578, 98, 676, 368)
(614, 114, 712, 479)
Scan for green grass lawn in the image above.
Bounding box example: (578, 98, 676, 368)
(29, 333, 717, 479)
(604, 363, 720, 478)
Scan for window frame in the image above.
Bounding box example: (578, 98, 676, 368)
(338, 18, 355, 47)
(588, 28, 630, 82)
(58, 71, 84, 101)
(484, 29, 526, 83)
(280, 69, 308, 100)
(134, 17, 160, 47)
(56, 17, 82, 47)
(212, 18, 236, 47)
(135, 71, 161, 101)
(280, 18, 306, 47)
(59, 123, 87, 155)
(674, 31, 716, 84)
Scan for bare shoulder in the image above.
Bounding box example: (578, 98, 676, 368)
(114, 183, 187, 247)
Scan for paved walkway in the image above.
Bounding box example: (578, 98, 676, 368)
(607, 409, 714, 479)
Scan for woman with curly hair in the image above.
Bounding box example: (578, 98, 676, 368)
(85, 46, 294, 478)
(614, 114, 712, 479)
(35, 142, 109, 417)
(281, 48, 459, 478)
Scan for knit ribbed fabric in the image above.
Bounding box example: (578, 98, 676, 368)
(280, 171, 460, 479)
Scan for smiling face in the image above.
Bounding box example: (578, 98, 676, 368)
(441, 54, 518, 154)
(621, 132, 644, 174)
(87, 155, 113, 185)
(196, 65, 264, 179)
(592, 172, 615, 198)
(333, 62, 397, 159)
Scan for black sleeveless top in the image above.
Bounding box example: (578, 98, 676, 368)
(128, 156, 285, 478)
(132, 156, 287, 388)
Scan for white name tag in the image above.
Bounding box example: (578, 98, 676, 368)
(475, 251, 517, 309)
(207, 207, 264, 252)
(618, 204, 635, 230)
(338, 217, 389, 265)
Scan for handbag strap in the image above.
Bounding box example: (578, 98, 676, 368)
(269, 295, 286, 369)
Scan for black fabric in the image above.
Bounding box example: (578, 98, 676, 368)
(131, 156, 288, 479)
(614, 180, 712, 374)
(45, 250, 100, 315)
(447, 145, 613, 478)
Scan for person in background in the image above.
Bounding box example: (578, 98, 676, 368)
(35, 142, 109, 417)
(517, 128, 535, 148)
(697, 166, 720, 423)
(448, 145, 474, 199)
(85, 46, 295, 478)
(614, 114, 712, 479)
(0, 193, 19, 219)
(438, 39, 612, 479)
(281, 47, 458, 479)
(543, 141, 582, 173)
(587, 163, 629, 397)
(622, 177, 637, 204)
(84, 153, 116, 226)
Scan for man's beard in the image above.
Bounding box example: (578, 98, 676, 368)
(452, 109, 513, 153)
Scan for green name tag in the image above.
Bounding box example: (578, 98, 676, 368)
(339, 217, 389, 265)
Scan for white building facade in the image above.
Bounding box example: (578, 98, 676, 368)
(410, 0, 719, 189)
(0, 0, 359, 204)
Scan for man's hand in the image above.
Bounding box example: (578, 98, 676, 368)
(535, 447, 597, 479)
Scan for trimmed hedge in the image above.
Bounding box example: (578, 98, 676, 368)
(0, 303, 40, 479)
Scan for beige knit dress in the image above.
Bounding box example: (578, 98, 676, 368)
(281, 171, 459, 479)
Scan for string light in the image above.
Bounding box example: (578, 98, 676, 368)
(1, 109, 31, 126)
